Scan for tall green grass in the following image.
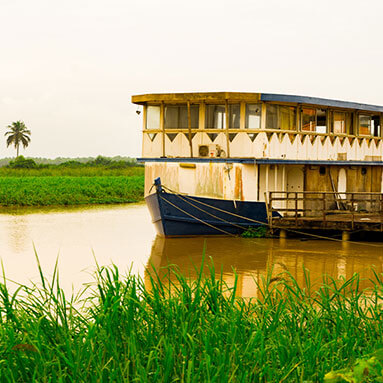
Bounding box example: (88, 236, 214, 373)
(1, 260, 383, 382)
(0, 176, 144, 206)
(0, 166, 144, 177)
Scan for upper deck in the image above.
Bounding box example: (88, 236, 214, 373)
(132, 92, 383, 163)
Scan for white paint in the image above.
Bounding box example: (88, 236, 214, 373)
(338, 168, 347, 199)
(145, 131, 383, 162)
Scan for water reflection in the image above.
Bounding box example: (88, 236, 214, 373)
(2, 203, 383, 299)
(146, 236, 383, 298)
(0, 204, 155, 294)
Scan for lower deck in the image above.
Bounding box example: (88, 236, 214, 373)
(143, 160, 383, 235)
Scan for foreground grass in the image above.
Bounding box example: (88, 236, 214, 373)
(0, 175, 144, 206)
(1, 262, 383, 382)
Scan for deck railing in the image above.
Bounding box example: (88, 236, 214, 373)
(266, 191, 383, 230)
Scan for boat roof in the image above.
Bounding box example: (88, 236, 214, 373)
(261, 93, 383, 113)
(131, 92, 383, 113)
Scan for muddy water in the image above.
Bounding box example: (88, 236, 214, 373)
(1, 204, 383, 297)
(147, 236, 383, 297)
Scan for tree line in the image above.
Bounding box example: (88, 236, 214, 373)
(3, 121, 138, 168)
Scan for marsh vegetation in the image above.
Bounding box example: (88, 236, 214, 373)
(0, 156, 144, 207)
(1, 260, 383, 382)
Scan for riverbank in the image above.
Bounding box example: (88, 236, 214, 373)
(0, 162, 145, 206)
(0, 175, 144, 206)
(1, 264, 382, 382)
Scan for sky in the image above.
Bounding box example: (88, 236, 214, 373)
(1, 0, 383, 158)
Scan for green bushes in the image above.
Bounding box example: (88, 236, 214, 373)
(7, 155, 38, 169)
(0, 176, 144, 206)
(0, 263, 383, 381)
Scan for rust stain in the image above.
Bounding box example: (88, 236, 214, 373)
(234, 167, 243, 200)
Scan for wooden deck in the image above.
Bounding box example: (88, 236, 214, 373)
(267, 191, 383, 232)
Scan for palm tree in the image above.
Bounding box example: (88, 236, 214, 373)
(5, 121, 31, 157)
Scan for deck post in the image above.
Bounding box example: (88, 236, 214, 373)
(295, 192, 298, 226)
(160, 102, 165, 157)
(225, 99, 230, 157)
(187, 101, 193, 157)
(342, 231, 350, 241)
(279, 229, 287, 239)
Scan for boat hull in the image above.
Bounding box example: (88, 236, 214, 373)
(146, 190, 272, 236)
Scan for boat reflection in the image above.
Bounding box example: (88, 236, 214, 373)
(145, 236, 383, 298)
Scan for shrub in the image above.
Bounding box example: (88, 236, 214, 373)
(7, 156, 38, 169)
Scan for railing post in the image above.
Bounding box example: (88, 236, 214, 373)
(351, 193, 355, 230)
(322, 193, 326, 228)
(295, 192, 298, 227)
(265, 192, 272, 231)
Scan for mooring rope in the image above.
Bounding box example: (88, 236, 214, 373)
(156, 183, 383, 249)
(159, 194, 236, 237)
(161, 190, 249, 231)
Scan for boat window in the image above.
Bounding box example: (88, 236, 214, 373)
(146, 106, 161, 130)
(245, 103, 261, 129)
(164, 105, 199, 129)
(333, 112, 346, 134)
(279, 106, 296, 130)
(316, 109, 327, 133)
(228, 104, 240, 129)
(266, 104, 296, 130)
(301, 108, 327, 133)
(266, 104, 278, 129)
(205, 104, 226, 129)
(372, 116, 381, 136)
(359, 115, 380, 136)
(301, 108, 316, 132)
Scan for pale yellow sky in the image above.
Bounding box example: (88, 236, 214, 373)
(1, 0, 382, 158)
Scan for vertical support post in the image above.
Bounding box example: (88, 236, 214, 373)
(323, 192, 326, 227)
(160, 102, 165, 157)
(187, 101, 193, 158)
(265, 192, 272, 231)
(225, 99, 230, 157)
(342, 231, 350, 241)
(295, 192, 298, 227)
(265, 165, 269, 203)
(240, 102, 246, 130)
(274, 165, 278, 208)
(351, 193, 355, 230)
(142, 105, 147, 156)
(282, 165, 286, 214)
(254, 162, 259, 201)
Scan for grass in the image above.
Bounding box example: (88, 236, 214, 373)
(1, 259, 383, 382)
(0, 166, 144, 177)
(0, 175, 144, 206)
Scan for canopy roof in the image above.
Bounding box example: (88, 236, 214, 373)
(132, 92, 383, 113)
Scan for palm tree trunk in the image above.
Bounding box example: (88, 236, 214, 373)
(16, 144, 19, 157)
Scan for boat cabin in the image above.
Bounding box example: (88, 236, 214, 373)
(132, 92, 383, 235)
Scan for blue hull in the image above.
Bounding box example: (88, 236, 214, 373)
(146, 189, 272, 237)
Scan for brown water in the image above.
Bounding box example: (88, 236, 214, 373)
(147, 236, 383, 297)
(1, 203, 383, 296)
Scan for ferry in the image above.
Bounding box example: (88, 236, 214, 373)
(132, 92, 383, 237)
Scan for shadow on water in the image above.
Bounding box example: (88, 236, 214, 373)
(145, 235, 383, 298)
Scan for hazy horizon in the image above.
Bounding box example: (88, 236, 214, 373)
(1, 0, 383, 158)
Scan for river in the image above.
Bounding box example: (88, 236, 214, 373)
(1, 203, 383, 297)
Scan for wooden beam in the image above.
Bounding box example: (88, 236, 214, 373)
(160, 102, 165, 157)
(187, 101, 193, 157)
(225, 99, 230, 157)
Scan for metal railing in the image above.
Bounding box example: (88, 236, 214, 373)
(266, 191, 383, 230)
